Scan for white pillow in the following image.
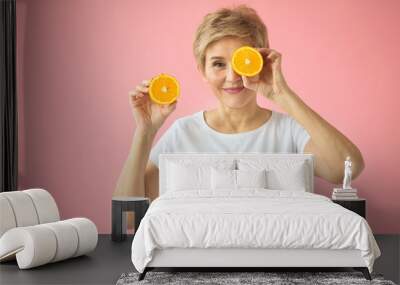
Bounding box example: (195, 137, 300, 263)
(236, 169, 267, 188)
(167, 162, 211, 191)
(211, 168, 267, 190)
(211, 168, 236, 190)
(238, 159, 308, 191)
(266, 164, 307, 191)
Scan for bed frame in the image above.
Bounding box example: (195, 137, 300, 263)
(138, 153, 372, 281)
(140, 248, 371, 280)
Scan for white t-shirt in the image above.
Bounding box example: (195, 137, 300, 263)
(149, 110, 311, 167)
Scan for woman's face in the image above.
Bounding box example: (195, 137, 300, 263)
(200, 37, 257, 109)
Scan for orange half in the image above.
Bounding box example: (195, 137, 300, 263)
(149, 74, 180, 105)
(232, 46, 263, 77)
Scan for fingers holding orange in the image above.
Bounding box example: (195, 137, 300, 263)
(253, 48, 281, 68)
(141, 79, 151, 86)
(157, 99, 178, 116)
(263, 49, 282, 69)
(129, 90, 148, 108)
(252, 48, 281, 81)
(255, 47, 280, 58)
(129, 78, 152, 105)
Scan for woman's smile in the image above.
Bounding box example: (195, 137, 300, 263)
(223, 86, 245, 94)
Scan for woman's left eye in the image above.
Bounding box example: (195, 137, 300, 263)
(213, 62, 225, 67)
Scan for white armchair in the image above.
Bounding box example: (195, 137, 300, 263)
(0, 188, 98, 269)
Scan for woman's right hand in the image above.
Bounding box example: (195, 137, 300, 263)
(129, 79, 178, 134)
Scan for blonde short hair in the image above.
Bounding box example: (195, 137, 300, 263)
(193, 4, 269, 72)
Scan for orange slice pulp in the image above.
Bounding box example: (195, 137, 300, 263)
(149, 74, 180, 104)
(231, 46, 263, 77)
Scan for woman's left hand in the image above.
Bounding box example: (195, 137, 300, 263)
(241, 48, 292, 102)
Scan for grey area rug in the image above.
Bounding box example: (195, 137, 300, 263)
(116, 271, 396, 285)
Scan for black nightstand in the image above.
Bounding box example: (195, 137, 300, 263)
(332, 198, 366, 218)
(111, 197, 149, 242)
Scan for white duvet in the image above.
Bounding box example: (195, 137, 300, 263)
(131, 189, 380, 273)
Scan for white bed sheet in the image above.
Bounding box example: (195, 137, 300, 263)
(131, 189, 380, 273)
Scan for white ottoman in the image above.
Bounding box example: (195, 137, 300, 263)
(0, 189, 98, 269)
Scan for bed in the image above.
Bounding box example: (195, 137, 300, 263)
(131, 153, 381, 281)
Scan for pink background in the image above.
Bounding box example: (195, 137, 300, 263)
(16, 0, 400, 234)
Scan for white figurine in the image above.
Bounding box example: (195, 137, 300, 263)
(342, 156, 352, 189)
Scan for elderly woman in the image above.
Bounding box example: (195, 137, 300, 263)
(113, 5, 364, 202)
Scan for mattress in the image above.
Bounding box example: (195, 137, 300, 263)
(131, 189, 381, 273)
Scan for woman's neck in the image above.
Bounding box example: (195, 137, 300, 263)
(205, 105, 271, 133)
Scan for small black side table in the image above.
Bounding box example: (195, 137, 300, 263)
(112, 197, 149, 242)
(332, 198, 366, 218)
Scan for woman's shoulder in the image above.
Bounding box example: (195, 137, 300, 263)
(268, 110, 301, 132)
(269, 110, 292, 125)
(271, 111, 308, 137)
(271, 110, 289, 120)
(171, 110, 204, 130)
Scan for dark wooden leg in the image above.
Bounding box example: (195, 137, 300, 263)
(134, 201, 149, 235)
(138, 267, 148, 281)
(133, 205, 142, 234)
(361, 268, 372, 280)
(112, 201, 126, 242)
(354, 267, 372, 280)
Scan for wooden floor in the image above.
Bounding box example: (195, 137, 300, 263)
(0, 234, 398, 285)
